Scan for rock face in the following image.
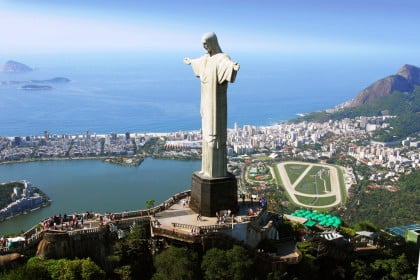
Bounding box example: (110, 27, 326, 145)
(36, 229, 113, 267)
(0, 253, 25, 269)
(397, 64, 420, 84)
(2, 60, 33, 73)
(348, 64, 420, 107)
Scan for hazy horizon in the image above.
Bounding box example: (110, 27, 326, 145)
(0, 0, 418, 57)
(1, 0, 419, 136)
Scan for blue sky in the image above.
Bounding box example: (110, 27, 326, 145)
(0, 0, 419, 57)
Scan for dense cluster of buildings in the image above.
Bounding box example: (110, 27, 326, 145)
(1, 116, 418, 181)
(0, 131, 150, 161)
(0, 181, 44, 220)
(348, 139, 419, 177)
(224, 117, 418, 179)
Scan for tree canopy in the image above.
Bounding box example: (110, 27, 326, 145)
(201, 245, 254, 280)
(152, 247, 199, 280)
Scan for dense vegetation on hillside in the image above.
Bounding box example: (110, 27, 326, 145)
(294, 87, 420, 141)
(7, 233, 417, 280)
(0, 257, 105, 280)
(341, 170, 420, 228)
(1, 217, 418, 279)
(0, 182, 23, 209)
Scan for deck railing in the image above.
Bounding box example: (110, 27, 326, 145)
(1, 190, 193, 247)
(151, 226, 201, 243)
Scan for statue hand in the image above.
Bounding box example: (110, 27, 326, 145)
(184, 57, 191, 65)
(233, 62, 240, 71)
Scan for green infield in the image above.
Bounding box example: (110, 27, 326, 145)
(334, 165, 347, 204)
(284, 163, 309, 184)
(295, 194, 336, 206)
(295, 166, 332, 195)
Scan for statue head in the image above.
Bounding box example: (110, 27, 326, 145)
(201, 32, 222, 56)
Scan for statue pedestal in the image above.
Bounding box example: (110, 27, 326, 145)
(190, 171, 237, 217)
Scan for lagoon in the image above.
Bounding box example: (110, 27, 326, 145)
(0, 158, 200, 235)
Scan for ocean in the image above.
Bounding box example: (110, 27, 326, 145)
(0, 52, 413, 136)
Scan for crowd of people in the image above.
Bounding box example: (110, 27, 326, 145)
(181, 197, 191, 208)
(0, 237, 7, 249)
(216, 210, 232, 224)
(40, 212, 94, 232)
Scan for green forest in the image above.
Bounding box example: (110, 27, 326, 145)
(0, 182, 23, 209)
(342, 170, 420, 228)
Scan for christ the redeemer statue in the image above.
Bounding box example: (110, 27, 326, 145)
(184, 32, 239, 216)
(184, 32, 240, 178)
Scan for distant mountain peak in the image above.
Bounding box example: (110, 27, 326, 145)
(2, 60, 33, 73)
(397, 64, 420, 84)
(346, 64, 420, 107)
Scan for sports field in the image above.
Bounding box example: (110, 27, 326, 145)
(295, 166, 332, 195)
(284, 163, 307, 184)
(276, 161, 344, 209)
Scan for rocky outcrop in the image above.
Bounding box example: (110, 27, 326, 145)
(397, 64, 420, 84)
(347, 64, 420, 107)
(36, 229, 114, 267)
(0, 253, 25, 270)
(2, 60, 33, 73)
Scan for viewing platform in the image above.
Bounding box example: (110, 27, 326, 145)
(150, 195, 266, 244)
(0, 190, 272, 255)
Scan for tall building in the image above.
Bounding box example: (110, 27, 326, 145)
(13, 137, 22, 146)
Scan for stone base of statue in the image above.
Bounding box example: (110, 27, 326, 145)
(190, 171, 237, 217)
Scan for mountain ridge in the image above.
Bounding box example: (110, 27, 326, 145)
(347, 64, 420, 107)
(2, 60, 33, 73)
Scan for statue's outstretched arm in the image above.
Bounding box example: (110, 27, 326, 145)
(233, 62, 240, 71)
(184, 57, 191, 65)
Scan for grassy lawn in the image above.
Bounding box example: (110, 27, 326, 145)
(272, 165, 296, 203)
(295, 194, 336, 206)
(295, 166, 331, 195)
(284, 163, 309, 184)
(334, 165, 347, 204)
(324, 171, 331, 192)
(272, 165, 284, 187)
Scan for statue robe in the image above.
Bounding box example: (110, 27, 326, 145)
(190, 53, 238, 178)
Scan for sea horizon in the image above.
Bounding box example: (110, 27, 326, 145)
(1, 52, 419, 137)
